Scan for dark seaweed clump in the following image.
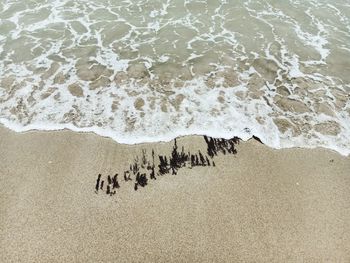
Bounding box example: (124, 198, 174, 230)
(204, 135, 239, 158)
(94, 136, 240, 195)
(95, 173, 120, 196)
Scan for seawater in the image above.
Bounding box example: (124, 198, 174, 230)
(0, 0, 349, 155)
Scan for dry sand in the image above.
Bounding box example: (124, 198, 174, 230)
(0, 125, 349, 262)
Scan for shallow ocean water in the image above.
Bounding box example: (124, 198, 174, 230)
(0, 0, 349, 155)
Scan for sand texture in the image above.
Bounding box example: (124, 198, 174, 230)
(0, 126, 349, 262)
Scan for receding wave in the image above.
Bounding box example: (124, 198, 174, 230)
(0, 0, 349, 155)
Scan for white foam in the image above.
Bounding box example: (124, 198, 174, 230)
(0, 0, 349, 157)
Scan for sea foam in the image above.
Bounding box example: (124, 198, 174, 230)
(0, 0, 349, 156)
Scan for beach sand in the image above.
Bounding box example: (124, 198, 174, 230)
(0, 125, 349, 262)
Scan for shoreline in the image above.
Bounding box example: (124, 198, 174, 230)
(0, 120, 349, 157)
(0, 125, 349, 262)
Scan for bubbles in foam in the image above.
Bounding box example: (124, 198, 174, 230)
(0, 0, 350, 156)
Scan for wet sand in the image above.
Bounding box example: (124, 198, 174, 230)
(0, 125, 349, 262)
